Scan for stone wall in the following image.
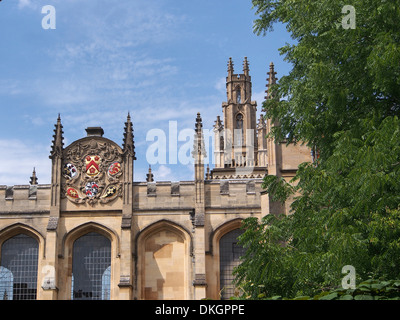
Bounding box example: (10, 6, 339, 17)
(0, 179, 264, 300)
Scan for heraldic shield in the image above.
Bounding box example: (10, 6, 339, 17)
(85, 155, 101, 177)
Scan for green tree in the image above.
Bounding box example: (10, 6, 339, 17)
(234, 0, 400, 299)
(253, 0, 399, 158)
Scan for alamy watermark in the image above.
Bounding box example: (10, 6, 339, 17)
(145, 121, 257, 175)
(341, 265, 356, 289)
(38, 4, 356, 30)
(41, 5, 56, 30)
(39, 4, 355, 30)
(41, 265, 56, 289)
(342, 5, 356, 29)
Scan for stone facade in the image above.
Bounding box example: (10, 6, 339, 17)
(0, 59, 311, 300)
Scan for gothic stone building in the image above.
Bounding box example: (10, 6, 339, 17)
(0, 59, 311, 300)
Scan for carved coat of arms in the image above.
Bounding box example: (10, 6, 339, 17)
(61, 139, 123, 206)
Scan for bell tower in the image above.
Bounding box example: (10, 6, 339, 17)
(223, 57, 258, 167)
(212, 57, 266, 179)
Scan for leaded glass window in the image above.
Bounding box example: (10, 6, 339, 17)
(236, 88, 241, 104)
(235, 113, 244, 145)
(71, 232, 111, 300)
(219, 229, 245, 300)
(0, 234, 39, 300)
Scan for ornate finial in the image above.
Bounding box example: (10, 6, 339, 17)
(257, 114, 267, 130)
(265, 61, 278, 100)
(243, 57, 249, 75)
(213, 115, 223, 131)
(192, 112, 207, 159)
(195, 112, 202, 133)
(50, 114, 64, 159)
(227, 57, 234, 74)
(30, 167, 38, 185)
(205, 164, 211, 180)
(123, 113, 136, 159)
(146, 165, 154, 182)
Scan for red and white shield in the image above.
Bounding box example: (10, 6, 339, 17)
(85, 182, 99, 198)
(67, 187, 79, 199)
(85, 155, 101, 177)
(108, 161, 121, 177)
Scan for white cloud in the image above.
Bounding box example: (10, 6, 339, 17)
(0, 139, 51, 186)
(214, 77, 226, 93)
(49, 1, 186, 61)
(18, 0, 32, 9)
(153, 165, 172, 181)
(252, 90, 267, 118)
(23, 115, 46, 127)
(0, 1, 235, 185)
(253, 90, 267, 106)
(17, 0, 43, 10)
(0, 80, 22, 96)
(151, 164, 195, 182)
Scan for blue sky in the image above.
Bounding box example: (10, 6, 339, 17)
(0, 0, 292, 185)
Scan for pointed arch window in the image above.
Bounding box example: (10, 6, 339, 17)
(236, 113, 243, 130)
(0, 234, 39, 300)
(71, 232, 111, 300)
(235, 113, 244, 145)
(236, 88, 241, 104)
(220, 135, 224, 151)
(219, 228, 245, 300)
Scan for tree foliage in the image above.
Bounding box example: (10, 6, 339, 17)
(253, 0, 400, 158)
(234, 0, 400, 299)
(264, 279, 400, 300)
(236, 118, 400, 298)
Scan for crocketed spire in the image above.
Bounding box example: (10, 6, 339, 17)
(192, 112, 207, 159)
(243, 56, 249, 76)
(146, 165, 154, 182)
(213, 115, 223, 131)
(49, 114, 64, 159)
(123, 113, 136, 159)
(265, 62, 278, 100)
(30, 167, 38, 185)
(227, 57, 234, 74)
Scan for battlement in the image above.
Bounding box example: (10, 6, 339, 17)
(131, 178, 263, 213)
(0, 177, 264, 216)
(228, 73, 251, 82)
(0, 184, 51, 214)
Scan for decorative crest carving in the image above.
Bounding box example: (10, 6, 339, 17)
(61, 139, 123, 206)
